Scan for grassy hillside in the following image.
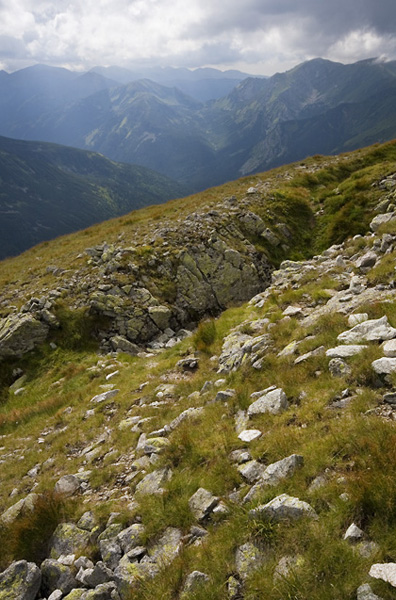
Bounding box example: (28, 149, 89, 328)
(1, 141, 396, 598)
(0, 135, 189, 259)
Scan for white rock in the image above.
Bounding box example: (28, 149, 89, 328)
(238, 429, 262, 442)
(348, 313, 369, 327)
(369, 562, 396, 587)
(343, 523, 364, 542)
(283, 306, 302, 317)
(326, 345, 368, 358)
(90, 389, 119, 403)
(382, 339, 396, 357)
(372, 357, 396, 375)
(338, 316, 396, 344)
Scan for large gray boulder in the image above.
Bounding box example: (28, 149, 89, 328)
(0, 313, 48, 359)
(0, 560, 41, 600)
(40, 559, 78, 596)
(50, 523, 92, 559)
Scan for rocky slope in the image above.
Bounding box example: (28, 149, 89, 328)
(2, 142, 396, 598)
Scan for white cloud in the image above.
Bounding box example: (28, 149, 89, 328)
(0, 0, 395, 73)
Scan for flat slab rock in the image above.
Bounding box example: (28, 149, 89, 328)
(249, 493, 318, 521)
(326, 345, 368, 358)
(338, 316, 396, 344)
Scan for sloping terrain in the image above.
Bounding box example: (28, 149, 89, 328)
(2, 142, 396, 598)
(0, 135, 189, 259)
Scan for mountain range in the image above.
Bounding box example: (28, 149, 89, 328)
(1, 58, 396, 191)
(0, 136, 187, 259)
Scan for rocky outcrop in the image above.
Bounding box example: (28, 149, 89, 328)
(0, 313, 49, 359)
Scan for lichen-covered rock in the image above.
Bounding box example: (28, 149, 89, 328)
(0, 313, 49, 359)
(114, 528, 182, 599)
(50, 523, 92, 559)
(0, 560, 41, 600)
(0, 493, 39, 525)
(40, 559, 78, 596)
(117, 524, 145, 553)
(148, 305, 172, 330)
(235, 543, 266, 580)
(110, 335, 139, 355)
(181, 571, 210, 595)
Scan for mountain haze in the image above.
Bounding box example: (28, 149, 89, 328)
(0, 135, 188, 259)
(1, 58, 396, 190)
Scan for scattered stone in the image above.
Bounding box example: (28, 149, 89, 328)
(329, 358, 352, 377)
(273, 555, 303, 582)
(370, 212, 396, 232)
(50, 523, 91, 559)
(238, 429, 262, 443)
(110, 336, 139, 355)
(1, 493, 39, 525)
(54, 475, 81, 498)
(355, 252, 377, 271)
(382, 339, 396, 357)
(135, 468, 172, 495)
(294, 346, 325, 365)
(357, 583, 384, 600)
(227, 575, 242, 599)
(117, 524, 145, 553)
(338, 316, 396, 344)
(189, 488, 219, 522)
(41, 559, 78, 596)
(176, 356, 199, 371)
(247, 388, 288, 416)
(90, 390, 120, 404)
(372, 357, 396, 376)
(283, 306, 302, 317)
(181, 571, 210, 595)
(344, 523, 365, 543)
(0, 313, 49, 360)
(243, 455, 304, 503)
(238, 460, 266, 483)
(348, 314, 369, 327)
(249, 494, 318, 521)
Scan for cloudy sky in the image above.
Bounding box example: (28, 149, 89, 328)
(0, 0, 396, 75)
